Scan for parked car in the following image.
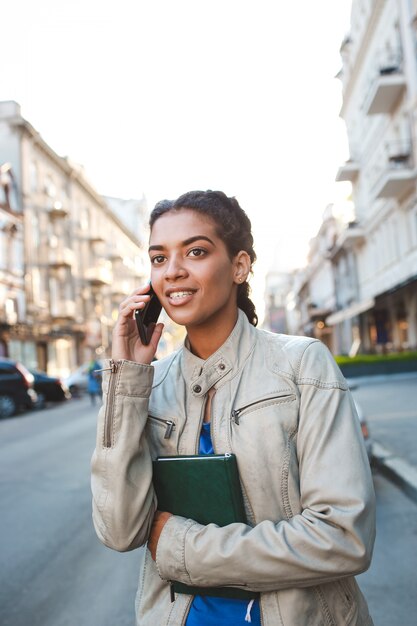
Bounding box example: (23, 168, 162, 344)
(63, 361, 103, 397)
(0, 357, 38, 418)
(29, 369, 71, 409)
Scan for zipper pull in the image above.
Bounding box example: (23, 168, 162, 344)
(231, 409, 241, 425)
(170, 581, 175, 602)
(164, 421, 175, 439)
(95, 359, 119, 374)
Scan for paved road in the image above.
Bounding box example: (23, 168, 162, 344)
(0, 399, 141, 626)
(358, 472, 417, 625)
(349, 373, 417, 468)
(0, 394, 416, 625)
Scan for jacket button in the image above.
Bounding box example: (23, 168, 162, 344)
(193, 384, 202, 393)
(219, 363, 225, 370)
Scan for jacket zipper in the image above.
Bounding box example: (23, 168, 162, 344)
(209, 389, 216, 451)
(187, 388, 265, 621)
(231, 394, 287, 624)
(180, 596, 194, 624)
(148, 415, 175, 439)
(170, 391, 208, 604)
(194, 393, 208, 454)
(231, 394, 294, 425)
(98, 359, 121, 448)
(196, 389, 225, 454)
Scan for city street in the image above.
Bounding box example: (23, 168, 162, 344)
(0, 381, 416, 626)
(349, 373, 417, 468)
(358, 472, 417, 625)
(0, 398, 141, 626)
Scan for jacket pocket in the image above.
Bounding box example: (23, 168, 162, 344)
(231, 393, 296, 424)
(228, 392, 299, 523)
(317, 578, 358, 626)
(148, 415, 176, 439)
(146, 414, 178, 457)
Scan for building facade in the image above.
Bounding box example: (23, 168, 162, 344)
(283, 206, 342, 353)
(0, 101, 148, 375)
(264, 1, 417, 355)
(263, 271, 292, 334)
(0, 161, 25, 357)
(329, 0, 417, 353)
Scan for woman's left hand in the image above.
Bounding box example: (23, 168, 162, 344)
(148, 511, 173, 560)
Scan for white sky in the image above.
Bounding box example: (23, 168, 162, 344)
(1, 0, 353, 321)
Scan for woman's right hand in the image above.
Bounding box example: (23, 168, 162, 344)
(111, 284, 164, 365)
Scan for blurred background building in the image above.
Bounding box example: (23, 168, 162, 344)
(0, 101, 149, 376)
(264, 0, 417, 356)
(2, 1, 417, 368)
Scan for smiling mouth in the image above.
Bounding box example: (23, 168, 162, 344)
(168, 291, 195, 300)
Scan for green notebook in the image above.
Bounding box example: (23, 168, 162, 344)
(152, 453, 259, 601)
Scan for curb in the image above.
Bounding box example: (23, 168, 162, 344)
(371, 441, 417, 504)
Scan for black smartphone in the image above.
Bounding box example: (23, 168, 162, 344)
(134, 284, 162, 345)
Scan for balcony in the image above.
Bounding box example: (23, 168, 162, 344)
(85, 262, 113, 286)
(335, 159, 360, 182)
(374, 143, 416, 200)
(88, 235, 105, 244)
(328, 223, 365, 259)
(107, 250, 124, 262)
(338, 223, 365, 249)
(48, 247, 75, 267)
(364, 64, 406, 115)
(48, 201, 69, 219)
(326, 298, 375, 326)
(307, 303, 333, 320)
(50, 300, 76, 319)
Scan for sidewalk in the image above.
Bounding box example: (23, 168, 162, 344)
(349, 372, 417, 504)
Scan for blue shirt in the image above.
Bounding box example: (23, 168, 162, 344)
(185, 422, 261, 626)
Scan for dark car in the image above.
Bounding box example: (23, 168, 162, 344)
(29, 369, 71, 408)
(0, 357, 38, 418)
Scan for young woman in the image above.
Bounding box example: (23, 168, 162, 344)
(91, 190, 375, 626)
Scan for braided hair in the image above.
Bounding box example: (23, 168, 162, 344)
(149, 190, 258, 326)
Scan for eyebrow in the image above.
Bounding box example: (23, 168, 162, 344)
(148, 235, 215, 252)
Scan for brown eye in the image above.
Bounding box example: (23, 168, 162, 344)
(188, 248, 206, 257)
(151, 255, 165, 265)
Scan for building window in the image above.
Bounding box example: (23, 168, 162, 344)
(5, 298, 17, 324)
(44, 176, 56, 198)
(29, 162, 38, 193)
(80, 208, 89, 231)
(31, 213, 40, 250)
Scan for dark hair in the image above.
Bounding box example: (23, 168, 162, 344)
(149, 190, 258, 326)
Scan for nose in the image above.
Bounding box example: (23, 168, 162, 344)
(164, 254, 188, 281)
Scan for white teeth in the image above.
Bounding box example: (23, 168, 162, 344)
(170, 291, 193, 299)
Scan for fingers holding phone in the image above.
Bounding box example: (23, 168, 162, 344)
(134, 284, 163, 345)
(112, 284, 164, 363)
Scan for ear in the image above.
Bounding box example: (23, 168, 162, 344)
(233, 251, 251, 284)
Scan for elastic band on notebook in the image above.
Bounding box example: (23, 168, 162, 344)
(245, 598, 255, 623)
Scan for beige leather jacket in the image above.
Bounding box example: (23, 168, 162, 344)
(91, 310, 375, 626)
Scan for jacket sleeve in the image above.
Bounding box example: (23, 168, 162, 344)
(91, 359, 157, 552)
(155, 341, 376, 591)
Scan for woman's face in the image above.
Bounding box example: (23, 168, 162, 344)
(148, 209, 242, 331)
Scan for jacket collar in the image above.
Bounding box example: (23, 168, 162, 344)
(181, 309, 256, 398)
